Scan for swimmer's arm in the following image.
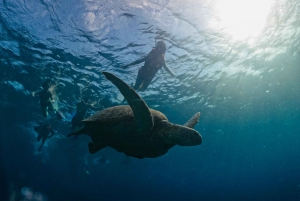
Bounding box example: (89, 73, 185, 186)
(121, 56, 147, 69)
(163, 63, 176, 77)
(32, 89, 42, 97)
(48, 129, 56, 138)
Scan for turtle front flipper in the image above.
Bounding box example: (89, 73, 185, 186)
(183, 112, 200, 128)
(102, 72, 153, 135)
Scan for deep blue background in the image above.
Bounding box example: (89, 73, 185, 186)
(1, 0, 300, 200)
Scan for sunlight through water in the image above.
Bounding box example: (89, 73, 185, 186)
(214, 0, 274, 41)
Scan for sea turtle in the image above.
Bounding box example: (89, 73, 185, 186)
(68, 72, 202, 159)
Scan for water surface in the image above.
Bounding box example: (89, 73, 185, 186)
(1, 0, 300, 200)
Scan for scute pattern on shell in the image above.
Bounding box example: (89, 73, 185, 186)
(83, 105, 168, 124)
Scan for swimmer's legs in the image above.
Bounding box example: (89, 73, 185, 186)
(133, 69, 144, 90)
(37, 133, 42, 142)
(38, 136, 47, 152)
(48, 102, 54, 112)
(138, 80, 151, 91)
(41, 105, 48, 118)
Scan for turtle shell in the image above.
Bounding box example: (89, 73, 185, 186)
(83, 105, 167, 125)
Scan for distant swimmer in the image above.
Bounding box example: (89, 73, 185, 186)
(34, 121, 56, 152)
(121, 40, 176, 91)
(71, 98, 102, 131)
(32, 79, 64, 119)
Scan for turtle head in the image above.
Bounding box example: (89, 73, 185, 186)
(176, 126, 202, 146)
(156, 121, 202, 146)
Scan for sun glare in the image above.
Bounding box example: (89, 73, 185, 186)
(215, 0, 274, 41)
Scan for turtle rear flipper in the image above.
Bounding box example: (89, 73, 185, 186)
(88, 142, 106, 154)
(67, 127, 85, 137)
(183, 112, 200, 128)
(102, 72, 153, 135)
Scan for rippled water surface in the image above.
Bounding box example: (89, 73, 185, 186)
(1, 0, 300, 200)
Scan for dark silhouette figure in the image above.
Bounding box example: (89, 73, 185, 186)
(32, 79, 54, 118)
(122, 41, 176, 91)
(34, 121, 56, 152)
(32, 79, 64, 119)
(71, 98, 102, 131)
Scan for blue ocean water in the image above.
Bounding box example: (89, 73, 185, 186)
(1, 0, 300, 200)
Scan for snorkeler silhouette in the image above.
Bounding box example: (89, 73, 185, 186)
(121, 40, 176, 91)
(32, 79, 64, 119)
(34, 121, 56, 152)
(71, 98, 102, 131)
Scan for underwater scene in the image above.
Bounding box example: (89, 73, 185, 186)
(1, 0, 300, 200)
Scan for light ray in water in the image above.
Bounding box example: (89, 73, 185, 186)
(213, 0, 274, 41)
